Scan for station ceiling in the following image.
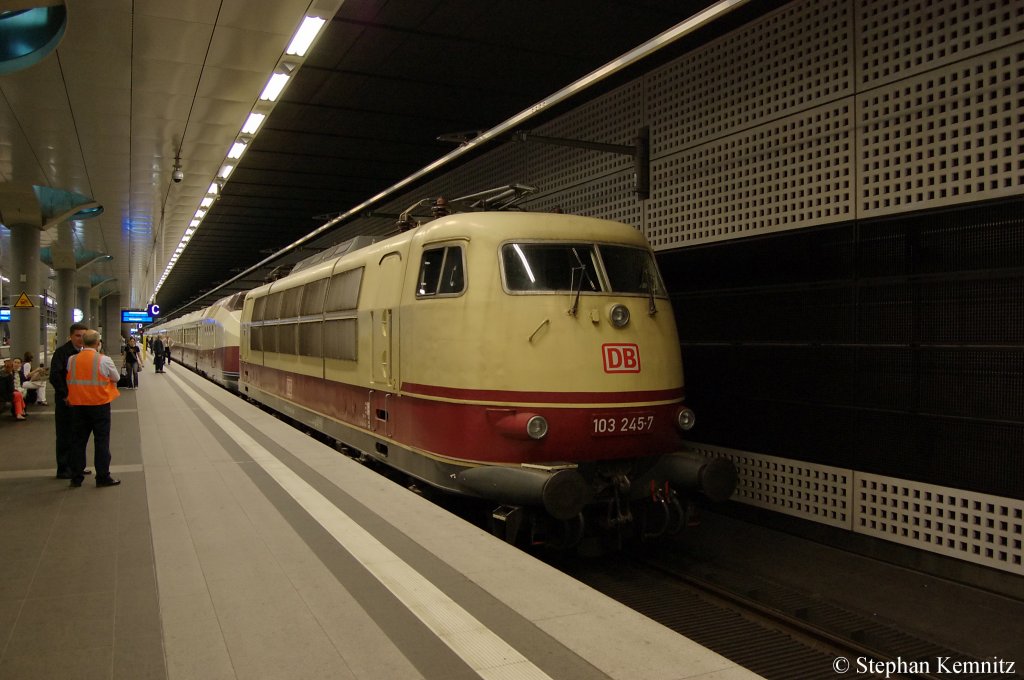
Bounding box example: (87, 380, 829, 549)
(0, 0, 777, 319)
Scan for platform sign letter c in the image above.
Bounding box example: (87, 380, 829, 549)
(602, 343, 641, 373)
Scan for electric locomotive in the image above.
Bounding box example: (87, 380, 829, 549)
(238, 188, 735, 547)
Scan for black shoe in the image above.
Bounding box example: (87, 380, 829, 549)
(95, 476, 121, 487)
(69, 477, 84, 488)
(56, 470, 72, 479)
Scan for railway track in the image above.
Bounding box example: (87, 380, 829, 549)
(553, 553, 1017, 680)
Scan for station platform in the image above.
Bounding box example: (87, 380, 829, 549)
(0, 362, 761, 680)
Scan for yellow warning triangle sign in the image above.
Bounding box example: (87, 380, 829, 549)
(14, 292, 34, 308)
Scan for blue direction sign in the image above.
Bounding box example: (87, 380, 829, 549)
(121, 309, 154, 324)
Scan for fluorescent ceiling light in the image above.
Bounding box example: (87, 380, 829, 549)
(219, 165, 234, 178)
(286, 16, 326, 56)
(200, 197, 214, 208)
(260, 73, 289, 101)
(241, 112, 266, 135)
(190, 220, 200, 227)
(195, 209, 207, 219)
(185, 227, 196, 235)
(208, 183, 220, 195)
(227, 141, 247, 159)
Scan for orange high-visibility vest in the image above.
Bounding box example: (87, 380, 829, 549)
(66, 349, 120, 406)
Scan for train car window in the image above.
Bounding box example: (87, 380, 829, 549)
(250, 326, 263, 352)
(281, 287, 302, 319)
(501, 243, 601, 292)
(300, 279, 328, 316)
(252, 296, 267, 322)
(417, 246, 465, 297)
(325, 268, 363, 312)
(298, 321, 322, 357)
(323, 319, 357, 360)
(278, 323, 298, 354)
(598, 245, 666, 296)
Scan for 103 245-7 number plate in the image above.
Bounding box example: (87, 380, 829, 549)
(591, 412, 655, 436)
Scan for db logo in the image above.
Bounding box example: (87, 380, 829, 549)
(602, 343, 641, 373)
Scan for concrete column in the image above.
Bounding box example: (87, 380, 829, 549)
(56, 268, 75, 336)
(103, 293, 121, 346)
(77, 285, 90, 327)
(89, 297, 100, 331)
(8, 223, 41, 358)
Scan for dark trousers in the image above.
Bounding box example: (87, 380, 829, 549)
(71, 403, 112, 481)
(154, 355, 165, 372)
(55, 399, 74, 474)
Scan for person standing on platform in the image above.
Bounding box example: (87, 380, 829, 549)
(50, 322, 90, 478)
(66, 330, 121, 488)
(121, 336, 142, 388)
(150, 335, 165, 373)
(164, 338, 172, 366)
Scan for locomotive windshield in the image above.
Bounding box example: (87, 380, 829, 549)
(501, 242, 665, 296)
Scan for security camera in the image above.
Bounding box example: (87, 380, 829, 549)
(172, 168, 184, 183)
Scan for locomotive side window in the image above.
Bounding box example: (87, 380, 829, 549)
(323, 319, 357, 360)
(417, 246, 465, 297)
(598, 245, 666, 296)
(252, 296, 267, 322)
(298, 322, 322, 357)
(501, 243, 600, 292)
(281, 287, 302, 319)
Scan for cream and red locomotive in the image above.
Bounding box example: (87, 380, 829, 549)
(229, 194, 734, 546)
(146, 292, 244, 390)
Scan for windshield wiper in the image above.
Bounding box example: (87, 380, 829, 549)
(568, 247, 597, 317)
(644, 267, 657, 316)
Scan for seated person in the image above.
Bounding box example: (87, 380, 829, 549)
(1, 359, 27, 420)
(19, 352, 48, 401)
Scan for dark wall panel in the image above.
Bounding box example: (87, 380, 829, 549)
(661, 198, 1024, 499)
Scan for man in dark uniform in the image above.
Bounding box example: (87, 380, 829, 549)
(151, 335, 165, 373)
(50, 322, 90, 479)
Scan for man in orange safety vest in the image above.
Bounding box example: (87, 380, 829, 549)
(66, 330, 122, 488)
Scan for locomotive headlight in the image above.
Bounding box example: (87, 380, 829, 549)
(608, 303, 630, 328)
(526, 415, 549, 440)
(676, 407, 696, 431)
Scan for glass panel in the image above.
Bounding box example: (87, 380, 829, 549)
(598, 245, 666, 296)
(300, 279, 328, 315)
(438, 247, 464, 294)
(250, 326, 263, 351)
(324, 319, 357, 360)
(263, 325, 278, 353)
(417, 247, 445, 296)
(501, 243, 601, 292)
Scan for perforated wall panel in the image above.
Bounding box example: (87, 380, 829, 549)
(646, 0, 853, 157)
(695, 446, 1024, 574)
(693, 444, 852, 528)
(857, 0, 1024, 88)
(647, 101, 855, 247)
(858, 44, 1024, 216)
(856, 473, 1024, 573)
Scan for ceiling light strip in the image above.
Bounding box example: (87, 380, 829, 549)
(179, 0, 749, 310)
(152, 4, 334, 303)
